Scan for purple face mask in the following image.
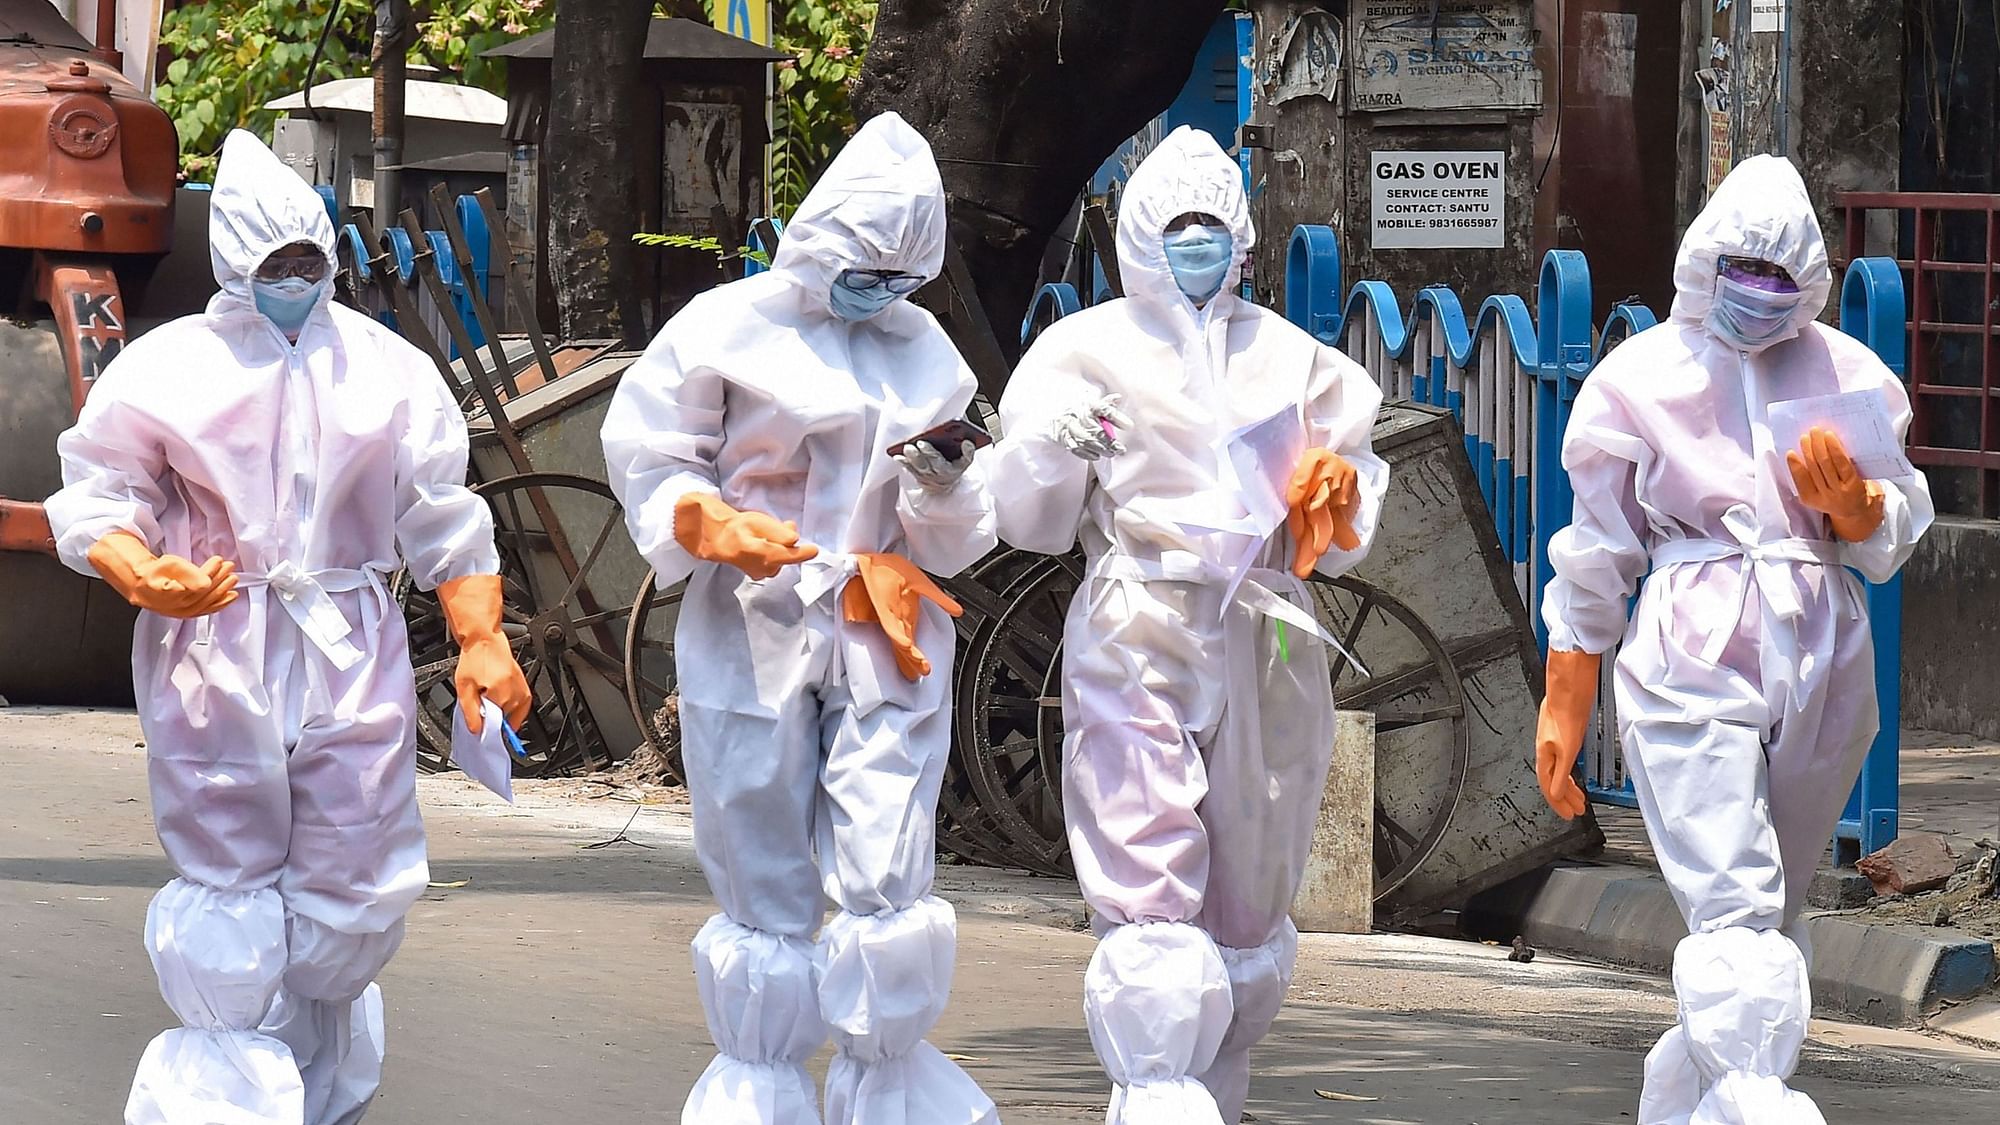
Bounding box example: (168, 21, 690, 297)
(1718, 257, 1799, 294)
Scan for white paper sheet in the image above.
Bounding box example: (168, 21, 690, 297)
(450, 698, 516, 803)
(1766, 388, 1916, 481)
(1224, 406, 1308, 536)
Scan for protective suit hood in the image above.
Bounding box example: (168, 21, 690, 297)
(771, 111, 948, 312)
(1670, 155, 1831, 342)
(1115, 127, 1254, 314)
(208, 130, 337, 311)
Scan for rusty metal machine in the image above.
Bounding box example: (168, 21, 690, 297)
(0, 0, 184, 704)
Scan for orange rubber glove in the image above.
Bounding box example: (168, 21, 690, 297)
(439, 573, 532, 734)
(1786, 427, 1886, 543)
(1286, 447, 1363, 578)
(86, 531, 238, 618)
(1534, 648, 1600, 821)
(841, 552, 964, 680)
(674, 492, 819, 580)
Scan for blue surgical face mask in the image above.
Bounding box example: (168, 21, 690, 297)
(1163, 223, 1234, 306)
(828, 272, 908, 322)
(252, 275, 329, 338)
(1708, 274, 1805, 352)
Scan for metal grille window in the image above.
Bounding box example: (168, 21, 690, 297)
(1840, 193, 2000, 516)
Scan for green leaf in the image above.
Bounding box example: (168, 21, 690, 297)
(166, 58, 190, 85)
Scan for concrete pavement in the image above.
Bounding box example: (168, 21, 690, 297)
(5, 707, 2000, 1123)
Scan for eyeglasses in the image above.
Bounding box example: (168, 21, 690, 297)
(1717, 256, 1791, 282)
(837, 268, 925, 295)
(255, 254, 330, 283)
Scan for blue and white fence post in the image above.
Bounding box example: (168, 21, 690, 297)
(1838, 257, 1910, 861)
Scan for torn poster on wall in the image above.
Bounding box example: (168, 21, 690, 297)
(1348, 0, 1542, 113)
(1266, 10, 1344, 104)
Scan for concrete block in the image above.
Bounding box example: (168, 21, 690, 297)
(1807, 865, 1877, 910)
(1805, 918, 1996, 1026)
(1517, 865, 1676, 966)
(1901, 516, 2000, 741)
(1857, 832, 1959, 895)
(1295, 711, 1374, 934)
(1508, 864, 1997, 1027)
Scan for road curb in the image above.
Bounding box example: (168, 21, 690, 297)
(1510, 864, 1998, 1027)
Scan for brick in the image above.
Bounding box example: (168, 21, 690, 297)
(1857, 833, 1960, 896)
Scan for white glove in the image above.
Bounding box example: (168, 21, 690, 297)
(1051, 394, 1133, 461)
(894, 439, 976, 493)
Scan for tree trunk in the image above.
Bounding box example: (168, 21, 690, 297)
(857, 0, 1229, 363)
(544, 0, 656, 344)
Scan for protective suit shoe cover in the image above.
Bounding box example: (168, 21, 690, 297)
(1647, 928, 1825, 1125)
(841, 552, 964, 679)
(824, 1043, 999, 1125)
(128, 880, 301, 1125)
(1535, 649, 1600, 820)
(818, 897, 996, 1124)
(260, 984, 387, 1125)
(674, 491, 819, 581)
(1197, 923, 1299, 1124)
(1085, 922, 1232, 1125)
(126, 1029, 305, 1125)
(686, 914, 827, 1125)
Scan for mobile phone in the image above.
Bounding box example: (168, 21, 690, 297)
(887, 419, 993, 463)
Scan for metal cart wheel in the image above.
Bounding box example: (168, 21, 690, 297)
(622, 569, 686, 784)
(958, 558, 1473, 897)
(400, 471, 647, 776)
(1306, 575, 1472, 898)
(957, 553, 1079, 877)
(937, 549, 1071, 871)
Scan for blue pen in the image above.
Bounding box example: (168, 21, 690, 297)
(501, 721, 530, 761)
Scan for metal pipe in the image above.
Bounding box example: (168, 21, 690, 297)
(1775, 0, 1794, 156)
(372, 0, 408, 221)
(91, 0, 123, 71)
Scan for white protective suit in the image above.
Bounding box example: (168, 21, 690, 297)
(46, 130, 498, 1125)
(1542, 155, 1934, 1123)
(600, 112, 1000, 1125)
(984, 127, 1389, 1124)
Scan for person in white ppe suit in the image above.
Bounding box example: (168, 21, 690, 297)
(982, 127, 1388, 1124)
(45, 130, 530, 1125)
(600, 111, 1000, 1125)
(1534, 155, 1933, 1124)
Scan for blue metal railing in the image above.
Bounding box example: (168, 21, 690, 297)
(335, 199, 495, 356)
(1023, 223, 1911, 859)
(1837, 258, 1909, 862)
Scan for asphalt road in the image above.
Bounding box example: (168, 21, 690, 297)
(5, 708, 1999, 1124)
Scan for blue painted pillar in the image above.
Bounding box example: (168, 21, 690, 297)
(1837, 258, 1912, 862)
(1532, 251, 1595, 652)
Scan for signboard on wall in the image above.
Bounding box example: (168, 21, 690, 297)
(711, 0, 773, 45)
(1751, 0, 1789, 33)
(1349, 0, 1541, 113)
(1371, 151, 1506, 249)
(1696, 47, 1733, 200)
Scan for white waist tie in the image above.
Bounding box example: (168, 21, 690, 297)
(1085, 550, 1366, 673)
(236, 563, 391, 672)
(1647, 509, 1847, 667)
